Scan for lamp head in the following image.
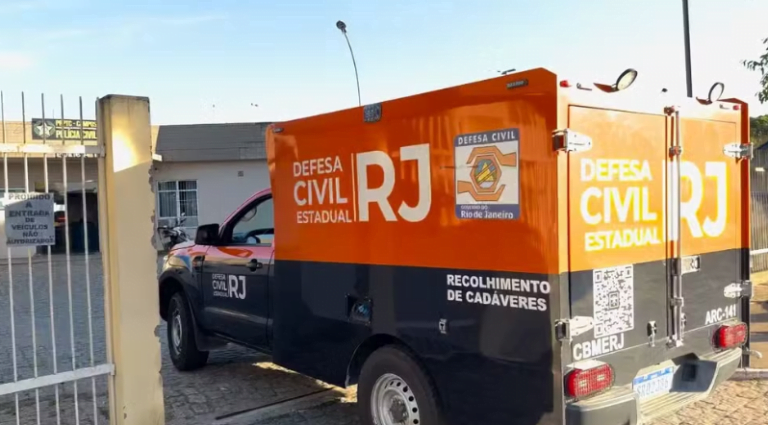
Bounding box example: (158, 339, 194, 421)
(615, 69, 638, 91)
(708, 82, 725, 103)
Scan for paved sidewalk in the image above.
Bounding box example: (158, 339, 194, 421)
(649, 379, 768, 425)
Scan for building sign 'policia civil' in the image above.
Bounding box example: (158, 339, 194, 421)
(31, 118, 97, 141)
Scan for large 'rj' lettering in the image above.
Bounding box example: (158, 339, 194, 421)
(680, 161, 727, 238)
(356, 144, 431, 222)
(228, 275, 247, 299)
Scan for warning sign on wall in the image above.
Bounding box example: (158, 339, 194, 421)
(4, 193, 55, 246)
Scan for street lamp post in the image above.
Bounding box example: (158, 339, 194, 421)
(336, 20, 362, 107)
(682, 0, 693, 98)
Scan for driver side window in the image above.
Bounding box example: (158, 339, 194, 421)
(230, 197, 274, 246)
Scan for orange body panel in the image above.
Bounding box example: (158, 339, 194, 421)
(266, 68, 750, 276)
(559, 86, 747, 272)
(566, 107, 669, 271)
(267, 69, 560, 275)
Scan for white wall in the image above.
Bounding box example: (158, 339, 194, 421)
(152, 160, 270, 242)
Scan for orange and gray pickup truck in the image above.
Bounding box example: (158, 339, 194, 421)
(158, 67, 755, 425)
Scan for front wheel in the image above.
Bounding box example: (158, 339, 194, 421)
(358, 346, 444, 425)
(167, 292, 209, 371)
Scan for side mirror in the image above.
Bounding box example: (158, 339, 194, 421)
(195, 224, 220, 245)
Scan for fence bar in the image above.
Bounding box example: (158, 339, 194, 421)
(79, 95, 100, 424)
(0, 144, 103, 155)
(0, 365, 114, 397)
(21, 91, 43, 425)
(3, 91, 20, 425)
(62, 99, 81, 425)
(42, 93, 62, 425)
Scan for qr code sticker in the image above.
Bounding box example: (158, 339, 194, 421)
(593, 264, 634, 338)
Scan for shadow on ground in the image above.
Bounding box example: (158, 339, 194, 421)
(159, 321, 337, 425)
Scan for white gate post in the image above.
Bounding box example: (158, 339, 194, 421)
(97, 95, 165, 425)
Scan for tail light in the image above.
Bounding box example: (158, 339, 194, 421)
(565, 363, 614, 398)
(715, 323, 747, 349)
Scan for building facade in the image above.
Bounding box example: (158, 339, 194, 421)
(0, 118, 270, 255)
(152, 122, 271, 249)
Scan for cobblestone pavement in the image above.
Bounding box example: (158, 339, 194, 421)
(0, 254, 110, 425)
(159, 323, 334, 425)
(250, 380, 768, 425)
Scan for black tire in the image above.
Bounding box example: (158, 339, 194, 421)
(358, 346, 444, 425)
(167, 292, 209, 371)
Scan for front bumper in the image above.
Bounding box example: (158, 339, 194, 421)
(565, 347, 742, 425)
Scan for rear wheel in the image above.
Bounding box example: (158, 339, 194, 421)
(167, 292, 209, 371)
(358, 346, 443, 425)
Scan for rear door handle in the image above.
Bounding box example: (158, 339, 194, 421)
(247, 259, 262, 271)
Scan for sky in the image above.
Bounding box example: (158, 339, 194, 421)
(0, 0, 766, 124)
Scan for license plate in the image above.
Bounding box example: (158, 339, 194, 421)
(632, 366, 674, 400)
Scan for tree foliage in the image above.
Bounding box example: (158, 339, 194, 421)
(753, 115, 768, 145)
(743, 37, 768, 104)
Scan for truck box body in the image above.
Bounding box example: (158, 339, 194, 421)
(264, 68, 751, 425)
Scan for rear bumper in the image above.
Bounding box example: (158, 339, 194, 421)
(565, 347, 742, 425)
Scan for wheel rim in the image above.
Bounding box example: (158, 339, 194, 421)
(370, 373, 421, 425)
(171, 305, 182, 354)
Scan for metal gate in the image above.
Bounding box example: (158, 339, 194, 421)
(0, 91, 114, 424)
(752, 148, 768, 272)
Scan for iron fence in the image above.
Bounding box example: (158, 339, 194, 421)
(752, 148, 768, 272)
(0, 91, 112, 425)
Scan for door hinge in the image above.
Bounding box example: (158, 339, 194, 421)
(555, 320, 570, 342)
(724, 280, 753, 299)
(669, 146, 683, 157)
(555, 316, 593, 342)
(553, 129, 592, 153)
(723, 143, 753, 160)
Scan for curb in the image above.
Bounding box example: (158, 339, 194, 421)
(213, 389, 343, 425)
(731, 368, 768, 380)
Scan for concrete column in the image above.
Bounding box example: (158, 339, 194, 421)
(97, 95, 165, 425)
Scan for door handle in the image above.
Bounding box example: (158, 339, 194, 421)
(247, 259, 263, 271)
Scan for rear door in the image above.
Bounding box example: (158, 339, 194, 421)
(564, 103, 748, 388)
(566, 106, 670, 363)
(676, 116, 744, 336)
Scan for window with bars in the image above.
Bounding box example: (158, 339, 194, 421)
(157, 180, 199, 228)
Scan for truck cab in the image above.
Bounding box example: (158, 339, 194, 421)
(159, 188, 275, 367)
